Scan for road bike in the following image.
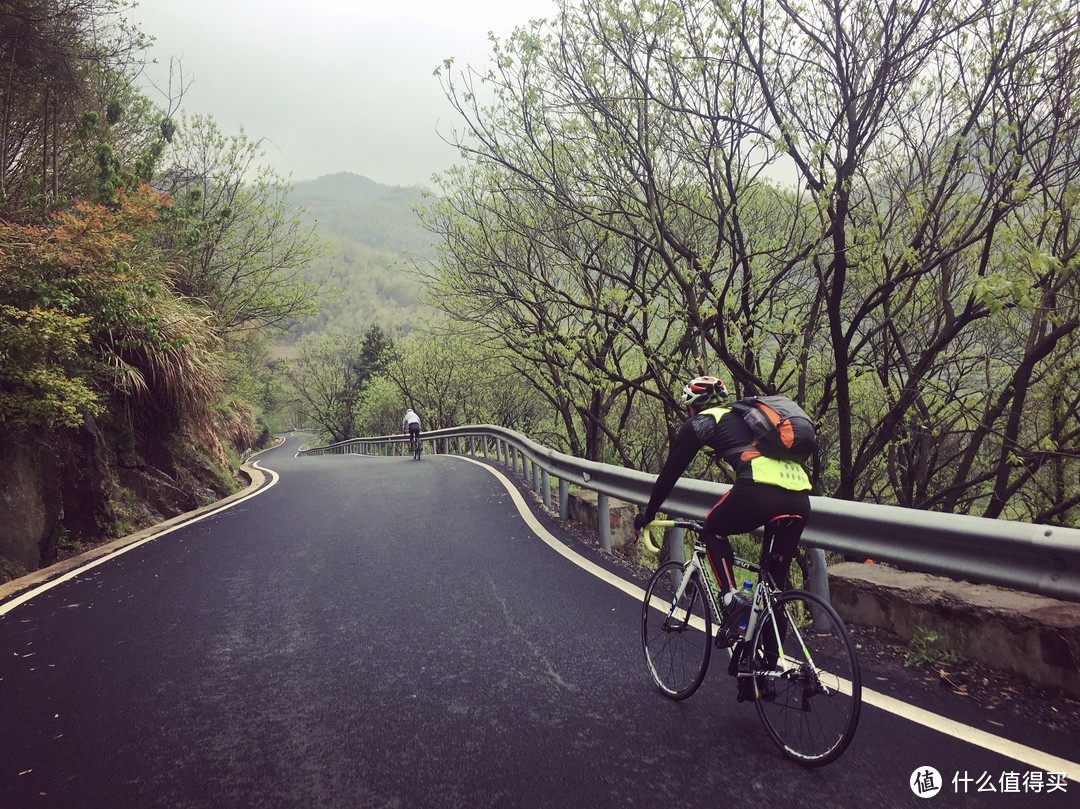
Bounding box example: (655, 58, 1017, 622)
(640, 517, 861, 767)
(409, 431, 422, 461)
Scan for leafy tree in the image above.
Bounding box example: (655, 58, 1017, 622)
(155, 113, 323, 332)
(0, 303, 98, 428)
(428, 0, 1080, 524)
(282, 325, 393, 442)
(381, 325, 548, 437)
(0, 182, 221, 429)
(0, 0, 168, 217)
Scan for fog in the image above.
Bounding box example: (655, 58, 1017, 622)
(128, 0, 557, 187)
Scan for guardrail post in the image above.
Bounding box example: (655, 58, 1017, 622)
(531, 458, 539, 491)
(541, 470, 551, 509)
(666, 526, 685, 564)
(805, 547, 832, 620)
(559, 479, 569, 518)
(598, 493, 611, 553)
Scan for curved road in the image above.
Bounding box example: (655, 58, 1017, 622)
(0, 434, 1076, 807)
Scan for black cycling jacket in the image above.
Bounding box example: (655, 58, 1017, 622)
(642, 406, 809, 519)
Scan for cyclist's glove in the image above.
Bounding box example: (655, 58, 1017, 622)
(633, 511, 654, 531)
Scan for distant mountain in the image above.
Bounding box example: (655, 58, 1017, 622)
(291, 173, 436, 259)
(286, 173, 439, 339)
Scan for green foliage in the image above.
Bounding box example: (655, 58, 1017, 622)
(282, 326, 395, 442)
(289, 173, 435, 259)
(353, 375, 404, 437)
(0, 184, 220, 428)
(292, 238, 427, 338)
(280, 173, 437, 339)
(423, 0, 1080, 526)
(903, 626, 965, 668)
(156, 114, 324, 331)
(0, 304, 100, 428)
(380, 326, 550, 434)
(0, 1, 157, 217)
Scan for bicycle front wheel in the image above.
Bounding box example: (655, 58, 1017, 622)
(748, 589, 861, 767)
(641, 560, 712, 700)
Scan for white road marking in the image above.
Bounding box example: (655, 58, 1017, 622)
(0, 461, 280, 618)
(454, 454, 1080, 783)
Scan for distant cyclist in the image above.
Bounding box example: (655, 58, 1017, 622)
(632, 375, 812, 700)
(402, 407, 421, 449)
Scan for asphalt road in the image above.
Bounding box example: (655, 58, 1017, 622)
(0, 433, 1077, 808)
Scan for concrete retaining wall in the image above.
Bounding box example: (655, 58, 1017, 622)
(829, 562, 1080, 699)
(566, 490, 637, 555)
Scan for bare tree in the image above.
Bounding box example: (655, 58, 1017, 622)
(155, 113, 324, 332)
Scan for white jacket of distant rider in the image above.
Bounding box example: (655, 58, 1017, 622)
(402, 409, 421, 431)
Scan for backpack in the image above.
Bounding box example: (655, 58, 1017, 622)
(729, 395, 817, 463)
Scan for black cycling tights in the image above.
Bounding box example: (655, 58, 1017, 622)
(701, 482, 811, 594)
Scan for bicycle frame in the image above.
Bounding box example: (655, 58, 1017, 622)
(645, 520, 805, 678)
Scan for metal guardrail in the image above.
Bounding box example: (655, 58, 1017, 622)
(298, 425, 1080, 604)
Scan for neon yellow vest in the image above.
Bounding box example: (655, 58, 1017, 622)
(700, 406, 811, 492)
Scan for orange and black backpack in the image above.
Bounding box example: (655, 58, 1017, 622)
(730, 395, 817, 464)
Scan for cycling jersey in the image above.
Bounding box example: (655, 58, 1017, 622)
(643, 406, 809, 519)
(697, 406, 811, 491)
(640, 403, 812, 596)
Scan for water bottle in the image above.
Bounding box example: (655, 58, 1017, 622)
(737, 580, 753, 636)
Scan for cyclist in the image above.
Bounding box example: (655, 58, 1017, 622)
(402, 407, 421, 452)
(632, 375, 812, 700)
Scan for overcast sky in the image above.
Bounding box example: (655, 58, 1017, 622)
(126, 0, 557, 188)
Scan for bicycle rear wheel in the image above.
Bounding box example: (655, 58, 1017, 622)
(641, 560, 712, 700)
(748, 589, 861, 767)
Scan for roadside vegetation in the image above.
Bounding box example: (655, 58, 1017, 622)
(0, 0, 321, 574)
(402, 0, 1078, 526)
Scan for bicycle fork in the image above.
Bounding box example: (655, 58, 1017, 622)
(663, 561, 717, 633)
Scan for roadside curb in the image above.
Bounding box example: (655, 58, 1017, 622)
(0, 441, 279, 609)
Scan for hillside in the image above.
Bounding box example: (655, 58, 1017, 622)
(288, 173, 439, 337)
(291, 172, 437, 259)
